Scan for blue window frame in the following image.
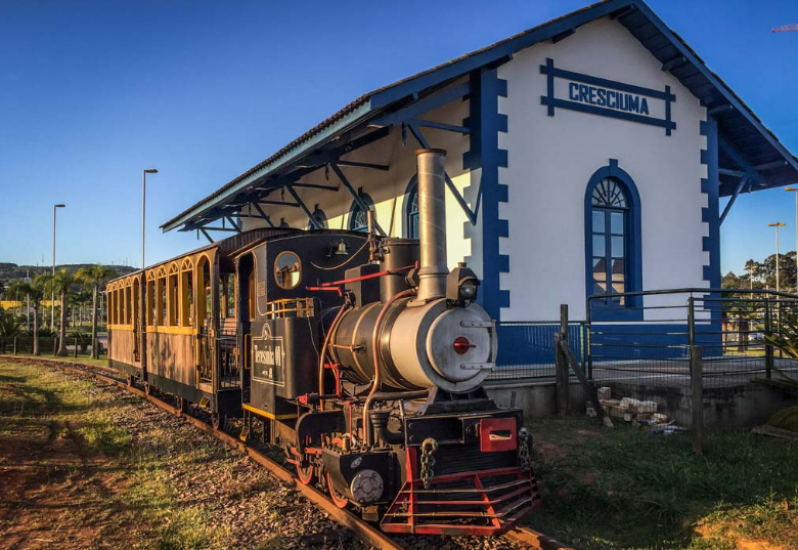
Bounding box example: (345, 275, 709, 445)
(404, 176, 419, 239)
(584, 160, 643, 321)
(349, 193, 375, 233)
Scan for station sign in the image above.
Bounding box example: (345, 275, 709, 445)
(540, 58, 676, 135)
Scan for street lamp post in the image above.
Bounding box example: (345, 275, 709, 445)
(51, 204, 66, 330)
(142, 169, 157, 271)
(141, 169, 157, 380)
(785, 187, 798, 292)
(768, 222, 787, 292)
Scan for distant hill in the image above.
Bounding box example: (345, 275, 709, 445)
(0, 263, 136, 284)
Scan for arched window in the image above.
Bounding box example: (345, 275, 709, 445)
(590, 178, 628, 302)
(404, 177, 420, 240)
(584, 160, 642, 318)
(349, 193, 375, 233)
(307, 207, 328, 230)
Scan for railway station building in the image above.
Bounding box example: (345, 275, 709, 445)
(162, 0, 798, 365)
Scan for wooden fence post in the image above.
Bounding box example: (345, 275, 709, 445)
(554, 304, 570, 417)
(74, 337, 79, 358)
(13, 337, 18, 356)
(691, 345, 703, 455)
(53, 337, 58, 356)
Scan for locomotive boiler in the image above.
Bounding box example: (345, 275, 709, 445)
(106, 149, 540, 536)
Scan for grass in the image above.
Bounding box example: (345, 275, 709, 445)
(525, 417, 798, 550)
(9, 352, 112, 368)
(0, 359, 242, 550)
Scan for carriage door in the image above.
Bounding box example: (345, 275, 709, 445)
(236, 253, 256, 398)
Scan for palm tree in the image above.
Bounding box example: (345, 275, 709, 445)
(75, 265, 116, 359)
(47, 268, 73, 356)
(9, 276, 46, 355)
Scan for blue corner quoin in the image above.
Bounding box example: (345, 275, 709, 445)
(463, 67, 509, 321)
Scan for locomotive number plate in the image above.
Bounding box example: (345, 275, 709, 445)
(251, 324, 285, 386)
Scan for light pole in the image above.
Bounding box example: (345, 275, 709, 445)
(141, 169, 157, 378)
(51, 203, 66, 329)
(768, 222, 787, 292)
(142, 169, 157, 270)
(785, 187, 798, 292)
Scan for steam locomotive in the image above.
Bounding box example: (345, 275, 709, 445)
(106, 149, 540, 535)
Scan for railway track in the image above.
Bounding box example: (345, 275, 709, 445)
(2, 356, 575, 550)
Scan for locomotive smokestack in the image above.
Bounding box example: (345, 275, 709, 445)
(414, 148, 448, 303)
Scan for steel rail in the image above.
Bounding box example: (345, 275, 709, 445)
(5, 356, 576, 550)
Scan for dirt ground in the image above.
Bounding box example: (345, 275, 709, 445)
(0, 360, 364, 550)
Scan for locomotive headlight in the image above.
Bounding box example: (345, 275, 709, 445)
(446, 262, 480, 305)
(459, 280, 478, 299)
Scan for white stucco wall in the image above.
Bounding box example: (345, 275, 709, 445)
(497, 17, 708, 322)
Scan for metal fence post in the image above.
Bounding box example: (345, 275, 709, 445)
(74, 337, 79, 358)
(687, 296, 696, 349)
(13, 337, 18, 356)
(690, 345, 703, 455)
(53, 337, 58, 356)
(555, 304, 570, 417)
(764, 298, 774, 380)
(585, 298, 593, 381)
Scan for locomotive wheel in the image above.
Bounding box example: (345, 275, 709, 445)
(211, 413, 225, 431)
(297, 463, 315, 485)
(326, 472, 349, 509)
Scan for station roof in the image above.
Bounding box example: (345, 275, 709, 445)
(162, 0, 798, 233)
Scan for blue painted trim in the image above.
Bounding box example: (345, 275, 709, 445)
(368, 0, 632, 109)
(540, 58, 676, 134)
(541, 61, 676, 101)
(700, 117, 721, 290)
(584, 159, 643, 322)
(465, 67, 510, 320)
(403, 176, 419, 239)
(719, 175, 748, 225)
(347, 191, 376, 232)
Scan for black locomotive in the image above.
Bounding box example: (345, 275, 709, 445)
(107, 149, 540, 535)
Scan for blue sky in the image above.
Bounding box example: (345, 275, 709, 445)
(0, 0, 796, 275)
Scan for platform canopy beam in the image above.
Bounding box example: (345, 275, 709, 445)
(251, 202, 275, 228)
(407, 122, 478, 225)
(330, 163, 386, 236)
(720, 175, 749, 226)
(285, 183, 321, 230)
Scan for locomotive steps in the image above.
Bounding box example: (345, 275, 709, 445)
(0, 356, 573, 550)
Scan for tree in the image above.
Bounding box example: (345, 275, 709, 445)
(75, 265, 116, 359)
(47, 269, 73, 356)
(9, 276, 46, 355)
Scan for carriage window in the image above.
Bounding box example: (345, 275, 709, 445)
(181, 270, 194, 327)
(220, 273, 236, 318)
(146, 279, 155, 327)
(168, 273, 179, 326)
(132, 283, 139, 328)
(156, 276, 167, 326)
(274, 251, 301, 289)
(124, 286, 131, 325)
